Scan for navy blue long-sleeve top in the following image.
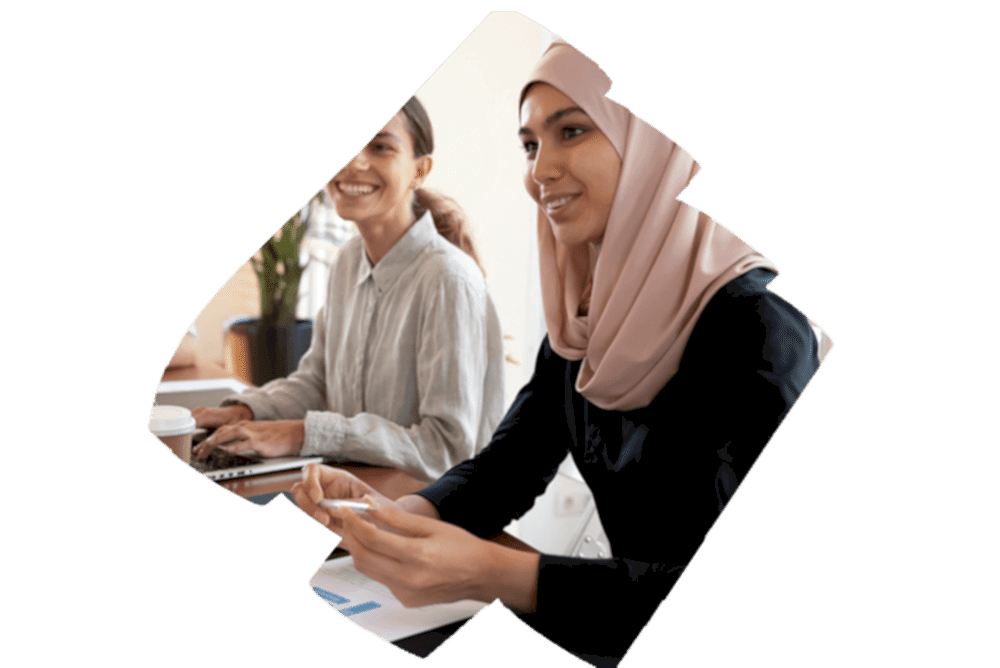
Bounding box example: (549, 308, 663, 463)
(415, 268, 820, 664)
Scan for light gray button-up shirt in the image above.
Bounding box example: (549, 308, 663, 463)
(225, 213, 506, 483)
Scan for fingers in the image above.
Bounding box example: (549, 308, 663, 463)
(294, 464, 355, 530)
(191, 407, 207, 425)
(346, 536, 401, 586)
(291, 465, 410, 545)
(291, 487, 336, 529)
(295, 466, 334, 527)
(196, 424, 224, 453)
(334, 506, 407, 567)
(308, 464, 378, 505)
(191, 405, 251, 429)
(303, 463, 325, 505)
(191, 407, 216, 429)
(193, 423, 248, 458)
(337, 511, 433, 605)
(333, 499, 421, 556)
(361, 495, 434, 537)
(216, 437, 254, 455)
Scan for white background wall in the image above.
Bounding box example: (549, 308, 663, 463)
(411, 14, 554, 405)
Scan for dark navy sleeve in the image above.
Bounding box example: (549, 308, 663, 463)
(415, 337, 577, 537)
(523, 270, 820, 664)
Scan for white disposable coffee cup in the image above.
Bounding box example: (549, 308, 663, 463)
(149, 405, 196, 464)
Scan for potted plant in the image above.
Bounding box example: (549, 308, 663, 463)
(229, 200, 314, 386)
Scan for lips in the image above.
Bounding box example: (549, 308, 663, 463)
(337, 182, 378, 196)
(541, 192, 581, 214)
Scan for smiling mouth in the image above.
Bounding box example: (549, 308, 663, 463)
(543, 193, 580, 212)
(337, 182, 378, 196)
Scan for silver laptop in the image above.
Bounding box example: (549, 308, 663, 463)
(189, 428, 323, 481)
(157, 378, 323, 481)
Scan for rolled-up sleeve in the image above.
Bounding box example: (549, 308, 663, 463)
(301, 272, 500, 483)
(221, 309, 329, 420)
(218, 215, 506, 485)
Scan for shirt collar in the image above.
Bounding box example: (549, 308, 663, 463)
(354, 211, 436, 288)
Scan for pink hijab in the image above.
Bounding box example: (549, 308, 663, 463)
(525, 42, 777, 411)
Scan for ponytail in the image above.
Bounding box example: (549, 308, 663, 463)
(413, 187, 485, 276)
(400, 96, 484, 276)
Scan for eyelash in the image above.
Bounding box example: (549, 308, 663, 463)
(521, 126, 588, 155)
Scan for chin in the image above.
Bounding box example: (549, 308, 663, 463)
(552, 226, 592, 248)
(334, 198, 368, 218)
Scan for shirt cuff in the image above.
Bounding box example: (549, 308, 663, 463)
(220, 393, 270, 421)
(300, 410, 346, 460)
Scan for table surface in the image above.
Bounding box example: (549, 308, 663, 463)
(218, 462, 427, 502)
(165, 362, 536, 655)
(161, 360, 232, 382)
(215, 459, 534, 656)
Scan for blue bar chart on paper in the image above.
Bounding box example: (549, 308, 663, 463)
(309, 556, 487, 642)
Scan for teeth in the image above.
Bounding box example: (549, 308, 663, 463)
(546, 195, 574, 210)
(339, 183, 376, 196)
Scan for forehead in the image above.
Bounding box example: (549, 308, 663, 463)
(375, 111, 412, 146)
(519, 83, 580, 128)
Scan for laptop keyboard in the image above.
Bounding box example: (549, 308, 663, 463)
(190, 449, 262, 473)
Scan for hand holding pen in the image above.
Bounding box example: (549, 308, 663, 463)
(290, 464, 393, 534)
(319, 499, 372, 513)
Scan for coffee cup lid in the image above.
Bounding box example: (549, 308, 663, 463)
(149, 405, 196, 437)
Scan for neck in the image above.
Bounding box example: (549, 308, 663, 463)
(358, 210, 417, 265)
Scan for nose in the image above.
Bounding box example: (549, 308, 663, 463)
(531, 143, 562, 185)
(348, 150, 370, 171)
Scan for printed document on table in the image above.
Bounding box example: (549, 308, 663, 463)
(310, 556, 487, 642)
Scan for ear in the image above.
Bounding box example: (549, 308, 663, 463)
(413, 155, 433, 188)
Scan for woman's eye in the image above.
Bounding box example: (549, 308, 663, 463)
(562, 126, 586, 140)
(522, 140, 538, 155)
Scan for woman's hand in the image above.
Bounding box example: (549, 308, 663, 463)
(192, 404, 253, 429)
(290, 464, 394, 533)
(331, 496, 540, 612)
(192, 419, 304, 459)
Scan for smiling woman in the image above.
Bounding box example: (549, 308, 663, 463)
(293, 43, 823, 667)
(329, 98, 483, 269)
(190, 97, 506, 485)
(519, 86, 622, 250)
(328, 112, 427, 259)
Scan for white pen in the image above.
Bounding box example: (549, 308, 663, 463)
(318, 499, 371, 513)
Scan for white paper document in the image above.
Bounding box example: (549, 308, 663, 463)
(310, 556, 487, 642)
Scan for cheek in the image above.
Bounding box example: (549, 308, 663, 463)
(599, 170, 619, 208)
(405, 164, 422, 191)
(523, 170, 540, 203)
(593, 151, 622, 210)
(389, 161, 415, 196)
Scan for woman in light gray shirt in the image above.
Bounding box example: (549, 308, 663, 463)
(192, 97, 506, 484)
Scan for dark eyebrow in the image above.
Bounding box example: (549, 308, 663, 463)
(518, 106, 588, 137)
(373, 132, 401, 142)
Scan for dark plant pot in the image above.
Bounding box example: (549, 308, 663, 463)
(229, 317, 313, 387)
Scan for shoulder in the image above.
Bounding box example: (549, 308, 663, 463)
(413, 235, 488, 297)
(327, 234, 364, 275)
(699, 268, 812, 348)
(685, 268, 818, 378)
(337, 234, 365, 263)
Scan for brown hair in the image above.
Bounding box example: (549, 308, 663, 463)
(399, 97, 485, 275)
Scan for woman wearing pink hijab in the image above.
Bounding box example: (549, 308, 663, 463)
(293, 43, 821, 665)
